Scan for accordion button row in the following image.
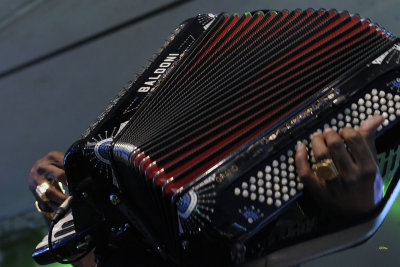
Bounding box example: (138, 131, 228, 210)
(234, 87, 400, 217)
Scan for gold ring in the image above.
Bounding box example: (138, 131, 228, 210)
(36, 181, 50, 202)
(313, 158, 339, 181)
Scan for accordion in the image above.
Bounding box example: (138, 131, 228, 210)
(35, 9, 400, 266)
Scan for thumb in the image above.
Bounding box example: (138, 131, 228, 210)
(359, 115, 384, 163)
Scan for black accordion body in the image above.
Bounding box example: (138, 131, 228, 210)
(37, 9, 400, 266)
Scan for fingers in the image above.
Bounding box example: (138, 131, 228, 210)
(295, 142, 325, 194)
(34, 164, 67, 184)
(44, 151, 65, 169)
(311, 132, 330, 160)
(29, 151, 68, 205)
(323, 128, 356, 178)
(43, 164, 67, 185)
(339, 128, 374, 166)
(45, 187, 68, 204)
(359, 115, 383, 163)
(359, 115, 384, 144)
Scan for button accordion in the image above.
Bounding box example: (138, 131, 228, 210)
(57, 9, 400, 266)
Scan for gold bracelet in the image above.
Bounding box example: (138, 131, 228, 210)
(35, 201, 54, 219)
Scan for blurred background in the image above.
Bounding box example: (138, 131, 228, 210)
(0, 0, 399, 266)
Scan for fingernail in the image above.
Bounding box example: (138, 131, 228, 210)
(312, 132, 321, 137)
(296, 141, 303, 150)
(324, 128, 333, 133)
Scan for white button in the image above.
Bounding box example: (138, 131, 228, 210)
(257, 171, 263, 179)
(358, 98, 365, 105)
(257, 179, 264, 186)
(242, 190, 249, 198)
(234, 188, 240, 196)
(273, 176, 280, 183)
(266, 182, 272, 188)
(380, 98, 387, 105)
(274, 184, 280, 191)
(275, 200, 282, 208)
(351, 103, 357, 110)
(272, 160, 279, 167)
(267, 197, 273, 205)
(283, 194, 289, 202)
(371, 89, 378, 95)
(265, 165, 272, 173)
(297, 183, 304, 190)
(365, 101, 372, 108)
(359, 106, 365, 112)
(266, 189, 273, 196)
(249, 176, 256, 184)
(389, 114, 396, 121)
(258, 187, 264, 195)
(250, 184, 256, 192)
(281, 178, 288, 185)
(274, 191, 281, 199)
(290, 188, 297, 196)
(259, 195, 265, 203)
(379, 90, 386, 97)
(242, 182, 248, 189)
(287, 150, 294, 157)
(365, 93, 371, 100)
(250, 193, 257, 201)
(289, 180, 296, 187)
(288, 165, 295, 172)
(282, 186, 288, 194)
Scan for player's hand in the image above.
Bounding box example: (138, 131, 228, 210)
(295, 115, 384, 216)
(29, 151, 68, 208)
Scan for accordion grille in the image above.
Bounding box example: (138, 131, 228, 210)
(117, 10, 394, 194)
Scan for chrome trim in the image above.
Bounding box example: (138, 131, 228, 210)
(112, 143, 137, 165)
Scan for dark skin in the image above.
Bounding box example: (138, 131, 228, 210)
(28, 116, 383, 266)
(29, 152, 96, 266)
(29, 151, 68, 211)
(295, 115, 384, 216)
